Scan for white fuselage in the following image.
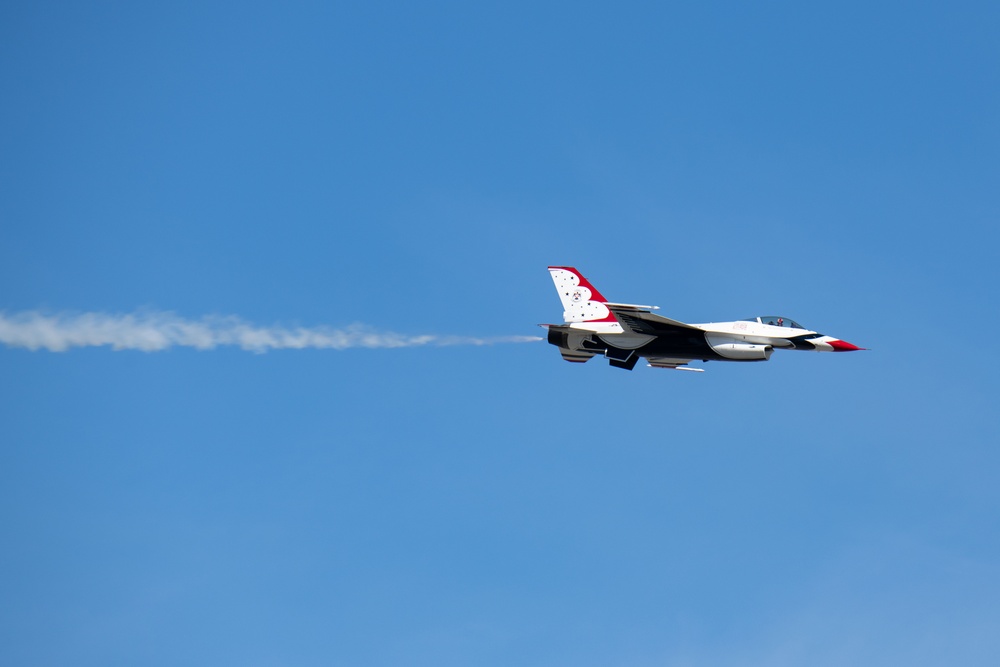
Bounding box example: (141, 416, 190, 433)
(696, 320, 807, 347)
(695, 320, 844, 351)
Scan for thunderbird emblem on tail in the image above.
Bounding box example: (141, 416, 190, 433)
(543, 266, 864, 372)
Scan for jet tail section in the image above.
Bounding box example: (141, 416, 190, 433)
(548, 266, 617, 324)
(546, 325, 597, 364)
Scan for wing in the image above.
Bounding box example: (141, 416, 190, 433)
(606, 306, 708, 372)
(605, 305, 702, 336)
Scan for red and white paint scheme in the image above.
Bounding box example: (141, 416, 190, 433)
(544, 266, 864, 372)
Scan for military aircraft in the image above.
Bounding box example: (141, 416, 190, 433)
(543, 266, 864, 372)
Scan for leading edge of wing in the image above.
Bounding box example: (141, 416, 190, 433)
(606, 305, 702, 335)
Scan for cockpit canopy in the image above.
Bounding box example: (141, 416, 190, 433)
(742, 316, 805, 329)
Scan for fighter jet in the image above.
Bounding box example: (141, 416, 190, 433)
(543, 266, 864, 372)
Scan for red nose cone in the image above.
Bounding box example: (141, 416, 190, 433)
(828, 339, 864, 352)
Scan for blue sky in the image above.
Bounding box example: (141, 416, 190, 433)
(2, 2, 999, 665)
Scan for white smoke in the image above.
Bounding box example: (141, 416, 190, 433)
(0, 310, 542, 353)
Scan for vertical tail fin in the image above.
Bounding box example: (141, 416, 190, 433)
(547, 266, 616, 323)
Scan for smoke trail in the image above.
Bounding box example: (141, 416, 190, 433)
(0, 310, 542, 353)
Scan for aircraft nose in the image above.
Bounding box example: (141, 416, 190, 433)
(828, 339, 864, 351)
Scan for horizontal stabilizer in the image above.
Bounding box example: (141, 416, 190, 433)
(560, 349, 596, 363)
